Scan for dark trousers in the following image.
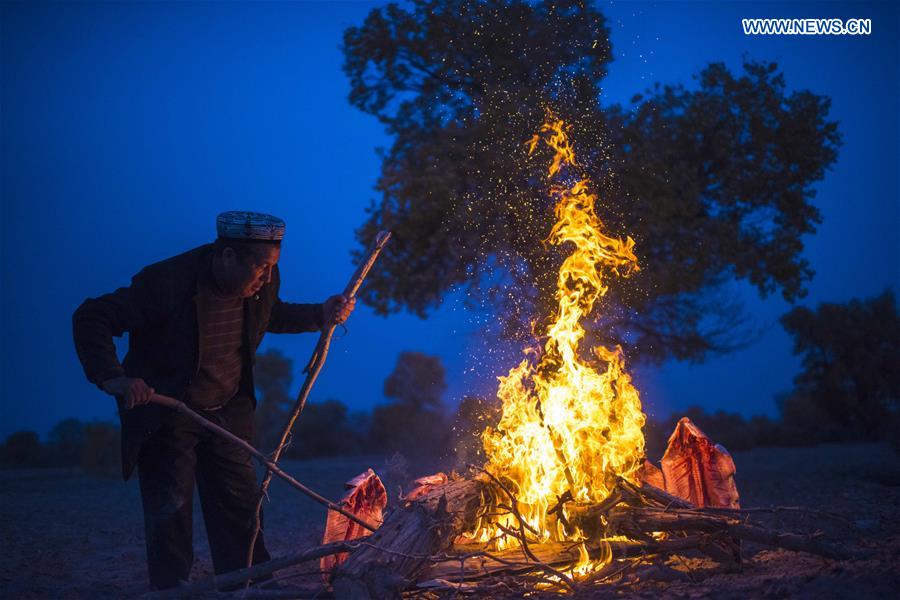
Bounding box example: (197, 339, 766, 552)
(136, 396, 270, 590)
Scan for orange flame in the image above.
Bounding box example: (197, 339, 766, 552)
(479, 114, 646, 573)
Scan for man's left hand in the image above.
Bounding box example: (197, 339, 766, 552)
(324, 294, 355, 325)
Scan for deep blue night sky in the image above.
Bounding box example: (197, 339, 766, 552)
(1, 1, 897, 440)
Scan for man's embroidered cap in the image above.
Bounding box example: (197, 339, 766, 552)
(216, 211, 285, 242)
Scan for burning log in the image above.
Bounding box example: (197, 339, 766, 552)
(400, 472, 449, 502)
(330, 475, 487, 599)
(421, 535, 730, 585)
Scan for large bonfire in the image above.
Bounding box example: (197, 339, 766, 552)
(476, 114, 646, 572)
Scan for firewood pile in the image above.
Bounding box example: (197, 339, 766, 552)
(155, 418, 853, 600)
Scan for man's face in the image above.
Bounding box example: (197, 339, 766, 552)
(221, 244, 281, 298)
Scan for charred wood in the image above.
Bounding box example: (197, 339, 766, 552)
(330, 475, 486, 600)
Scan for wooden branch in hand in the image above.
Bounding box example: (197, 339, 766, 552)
(148, 394, 377, 532)
(247, 231, 392, 572)
(304, 230, 393, 375)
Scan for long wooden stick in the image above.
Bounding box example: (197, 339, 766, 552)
(145, 537, 364, 598)
(246, 231, 392, 571)
(148, 394, 378, 532)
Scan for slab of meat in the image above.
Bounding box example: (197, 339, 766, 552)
(320, 469, 387, 575)
(659, 417, 740, 508)
(636, 459, 665, 491)
(401, 472, 449, 503)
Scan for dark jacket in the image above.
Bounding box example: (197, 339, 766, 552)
(72, 243, 323, 479)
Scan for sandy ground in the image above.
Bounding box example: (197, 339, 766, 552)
(1, 444, 899, 598)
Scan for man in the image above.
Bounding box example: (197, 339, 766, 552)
(72, 211, 354, 590)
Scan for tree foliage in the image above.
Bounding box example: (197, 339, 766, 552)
(288, 399, 366, 458)
(780, 290, 900, 441)
(343, 0, 840, 362)
(253, 349, 368, 457)
(371, 351, 450, 459)
(253, 348, 295, 451)
(48, 418, 87, 468)
(0, 431, 47, 468)
(81, 421, 120, 476)
(0, 420, 120, 473)
(383, 351, 448, 408)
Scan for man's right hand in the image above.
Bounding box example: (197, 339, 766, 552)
(102, 376, 155, 409)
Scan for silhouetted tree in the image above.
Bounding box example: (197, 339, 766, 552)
(383, 351, 447, 408)
(745, 414, 785, 448)
(254, 349, 363, 456)
(775, 391, 838, 445)
(81, 422, 120, 476)
(253, 349, 294, 451)
(0, 431, 47, 468)
(287, 399, 364, 458)
(645, 408, 783, 456)
(780, 290, 900, 441)
(48, 418, 86, 467)
(344, 0, 840, 362)
(370, 403, 449, 460)
(370, 352, 449, 459)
